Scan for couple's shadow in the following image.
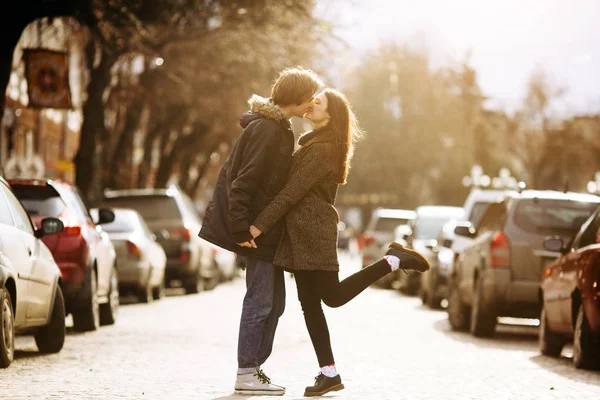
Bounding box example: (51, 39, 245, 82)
(212, 394, 336, 400)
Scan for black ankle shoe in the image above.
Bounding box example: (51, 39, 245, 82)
(386, 242, 430, 273)
(304, 373, 344, 397)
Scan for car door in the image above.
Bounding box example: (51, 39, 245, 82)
(561, 211, 600, 328)
(0, 182, 50, 322)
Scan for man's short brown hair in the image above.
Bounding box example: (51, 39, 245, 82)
(271, 66, 322, 107)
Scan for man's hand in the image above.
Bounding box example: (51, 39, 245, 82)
(237, 239, 257, 249)
(250, 225, 262, 238)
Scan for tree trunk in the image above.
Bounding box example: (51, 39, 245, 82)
(0, 22, 28, 127)
(74, 43, 116, 202)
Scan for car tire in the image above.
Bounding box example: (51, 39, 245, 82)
(539, 305, 565, 357)
(184, 271, 204, 295)
(447, 278, 470, 331)
(73, 268, 100, 332)
(35, 285, 66, 354)
(100, 267, 119, 325)
(470, 278, 497, 338)
(0, 287, 15, 368)
(573, 304, 600, 370)
(152, 280, 165, 300)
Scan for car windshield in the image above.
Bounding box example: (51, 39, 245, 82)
(514, 199, 598, 234)
(101, 211, 141, 233)
(374, 217, 409, 232)
(102, 195, 182, 221)
(414, 217, 451, 240)
(468, 202, 491, 227)
(10, 184, 66, 218)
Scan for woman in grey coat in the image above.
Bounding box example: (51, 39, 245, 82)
(248, 89, 429, 397)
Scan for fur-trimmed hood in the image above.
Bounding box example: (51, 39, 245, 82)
(239, 95, 287, 128)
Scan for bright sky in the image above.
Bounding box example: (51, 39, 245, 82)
(317, 0, 600, 116)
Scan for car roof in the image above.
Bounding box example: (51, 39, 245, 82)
(415, 205, 464, 218)
(104, 185, 180, 199)
(372, 208, 417, 220)
(507, 190, 600, 203)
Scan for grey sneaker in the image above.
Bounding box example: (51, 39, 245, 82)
(234, 368, 285, 396)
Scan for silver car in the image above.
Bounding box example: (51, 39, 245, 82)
(92, 208, 167, 303)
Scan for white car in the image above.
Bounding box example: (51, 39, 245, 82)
(91, 208, 167, 303)
(360, 208, 417, 288)
(0, 177, 66, 368)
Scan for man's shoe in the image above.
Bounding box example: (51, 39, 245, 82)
(304, 373, 344, 397)
(234, 368, 285, 396)
(386, 242, 430, 273)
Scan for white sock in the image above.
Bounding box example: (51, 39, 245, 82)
(321, 364, 338, 378)
(384, 255, 400, 271)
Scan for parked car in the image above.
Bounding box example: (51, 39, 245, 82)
(0, 177, 66, 368)
(9, 179, 118, 332)
(397, 206, 464, 295)
(418, 219, 464, 308)
(101, 186, 219, 294)
(209, 243, 238, 282)
(360, 208, 416, 288)
(91, 208, 167, 303)
(539, 206, 600, 370)
(447, 190, 600, 338)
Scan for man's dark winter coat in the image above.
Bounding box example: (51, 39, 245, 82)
(199, 95, 295, 261)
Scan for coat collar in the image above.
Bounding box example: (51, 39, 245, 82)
(248, 95, 287, 122)
(298, 129, 327, 146)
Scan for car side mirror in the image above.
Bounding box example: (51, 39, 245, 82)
(544, 236, 565, 253)
(96, 208, 115, 225)
(35, 218, 64, 238)
(454, 222, 476, 238)
(425, 240, 438, 250)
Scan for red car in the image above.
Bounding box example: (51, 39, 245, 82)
(540, 206, 600, 370)
(8, 179, 119, 332)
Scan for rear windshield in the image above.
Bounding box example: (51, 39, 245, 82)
(102, 195, 182, 221)
(101, 211, 141, 233)
(414, 217, 451, 240)
(374, 217, 408, 232)
(514, 199, 598, 234)
(10, 184, 66, 218)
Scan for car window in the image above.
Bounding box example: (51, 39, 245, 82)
(0, 183, 15, 226)
(575, 212, 600, 249)
(101, 210, 139, 233)
(102, 195, 182, 222)
(514, 199, 597, 235)
(374, 217, 408, 232)
(0, 184, 34, 235)
(10, 184, 67, 218)
(477, 203, 506, 234)
(414, 217, 452, 240)
(468, 202, 491, 227)
(59, 187, 90, 223)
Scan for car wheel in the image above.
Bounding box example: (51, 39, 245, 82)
(470, 278, 497, 338)
(539, 305, 565, 357)
(73, 268, 100, 332)
(573, 304, 600, 370)
(100, 267, 119, 325)
(184, 272, 204, 295)
(447, 278, 470, 331)
(35, 285, 66, 354)
(0, 288, 15, 368)
(152, 280, 166, 300)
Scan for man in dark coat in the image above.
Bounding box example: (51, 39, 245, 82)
(199, 67, 321, 396)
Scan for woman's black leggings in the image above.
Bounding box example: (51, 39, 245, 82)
(293, 259, 391, 367)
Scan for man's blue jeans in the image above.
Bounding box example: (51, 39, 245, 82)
(237, 257, 286, 374)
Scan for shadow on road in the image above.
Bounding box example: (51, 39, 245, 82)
(14, 349, 47, 360)
(432, 317, 539, 351)
(529, 354, 600, 387)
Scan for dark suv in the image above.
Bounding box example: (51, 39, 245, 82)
(447, 190, 600, 337)
(101, 186, 218, 294)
